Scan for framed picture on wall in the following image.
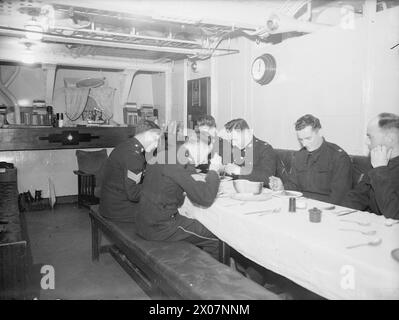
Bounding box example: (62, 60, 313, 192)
(192, 79, 200, 107)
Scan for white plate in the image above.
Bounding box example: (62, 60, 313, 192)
(231, 191, 273, 201)
(220, 176, 233, 182)
(273, 190, 303, 198)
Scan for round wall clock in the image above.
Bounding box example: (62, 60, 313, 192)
(251, 53, 276, 85)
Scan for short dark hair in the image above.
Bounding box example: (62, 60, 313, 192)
(377, 113, 399, 132)
(197, 115, 216, 128)
(135, 120, 161, 135)
(224, 118, 250, 131)
(295, 114, 321, 131)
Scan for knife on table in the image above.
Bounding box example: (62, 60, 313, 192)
(336, 210, 358, 216)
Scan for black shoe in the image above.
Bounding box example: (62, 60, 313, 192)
(27, 190, 34, 203)
(34, 190, 42, 202)
(23, 192, 30, 203)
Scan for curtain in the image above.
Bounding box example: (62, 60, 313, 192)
(89, 86, 115, 120)
(64, 87, 90, 121)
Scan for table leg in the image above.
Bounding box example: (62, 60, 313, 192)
(91, 217, 101, 261)
(218, 240, 230, 265)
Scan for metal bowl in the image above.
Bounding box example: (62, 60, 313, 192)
(233, 179, 263, 194)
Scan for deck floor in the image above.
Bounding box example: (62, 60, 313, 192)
(25, 203, 322, 300)
(25, 203, 148, 300)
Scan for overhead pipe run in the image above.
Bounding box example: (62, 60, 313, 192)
(0, 26, 238, 58)
(266, 13, 328, 34)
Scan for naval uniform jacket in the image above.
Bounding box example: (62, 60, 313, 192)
(283, 140, 353, 205)
(99, 137, 147, 222)
(342, 156, 399, 219)
(136, 162, 220, 241)
(232, 136, 278, 187)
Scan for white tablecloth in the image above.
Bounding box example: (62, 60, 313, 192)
(179, 181, 399, 300)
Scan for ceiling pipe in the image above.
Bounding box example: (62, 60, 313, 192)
(266, 13, 329, 34)
(0, 26, 238, 57)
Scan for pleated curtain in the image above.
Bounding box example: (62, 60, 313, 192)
(64, 87, 90, 121)
(89, 86, 115, 120)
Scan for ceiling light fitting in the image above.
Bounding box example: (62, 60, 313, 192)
(24, 19, 44, 41)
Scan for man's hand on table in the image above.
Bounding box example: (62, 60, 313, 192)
(209, 153, 224, 174)
(269, 176, 284, 191)
(370, 145, 392, 168)
(224, 163, 241, 176)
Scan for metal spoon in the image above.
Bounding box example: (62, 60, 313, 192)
(346, 238, 382, 249)
(340, 219, 371, 227)
(223, 201, 246, 207)
(384, 219, 399, 227)
(339, 228, 377, 236)
(243, 208, 281, 215)
(258, 208, 282, 216)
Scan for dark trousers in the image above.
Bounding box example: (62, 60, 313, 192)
(166, 215, 219, 260)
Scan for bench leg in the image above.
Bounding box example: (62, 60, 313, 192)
(91, 217, 102, 261)
(218, 240, 230, 265)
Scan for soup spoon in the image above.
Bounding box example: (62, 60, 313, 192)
(340, 219, 371, 227)
(346, 238, 382, 249)
(339, 228, 377, 236)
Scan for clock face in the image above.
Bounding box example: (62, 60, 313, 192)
(251, 57, 266, 81)
(251, 53, 276, 85)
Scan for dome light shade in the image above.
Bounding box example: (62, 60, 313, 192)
(25, 20, 43, 41)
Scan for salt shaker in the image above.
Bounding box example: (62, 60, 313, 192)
(288, 197, 296, 212)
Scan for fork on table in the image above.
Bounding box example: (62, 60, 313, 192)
(340, 219, 371, 227)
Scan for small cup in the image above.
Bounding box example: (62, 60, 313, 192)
(309, 208, 322, 223)
(296, 199, 308, 210)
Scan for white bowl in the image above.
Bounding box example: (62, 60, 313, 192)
(233, 179, 263, 194)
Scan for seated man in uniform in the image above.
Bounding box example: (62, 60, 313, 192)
(269, 114, 352, 205)
(223, 118, 278, 187)
(135, 136, 224, 259)
(342, 113, 399, 219)
(99, 120, 162, 222)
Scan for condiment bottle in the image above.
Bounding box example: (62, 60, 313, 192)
(58, 113, 64, 128)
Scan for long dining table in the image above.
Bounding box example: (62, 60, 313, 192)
(179, 179, 399, 300)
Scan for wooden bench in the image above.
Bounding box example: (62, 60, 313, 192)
(89, 205, 279, 300)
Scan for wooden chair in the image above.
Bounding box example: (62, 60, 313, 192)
(73, 170, 99, 208)
(74, 149, 108, 208)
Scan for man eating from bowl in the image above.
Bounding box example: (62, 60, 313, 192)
(135, 135, 224, 259)
(100, 120, 161, 222)
(223, 118, 278, 188)
(269, 114, 352, 205)
(195, 115, 232, 173)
